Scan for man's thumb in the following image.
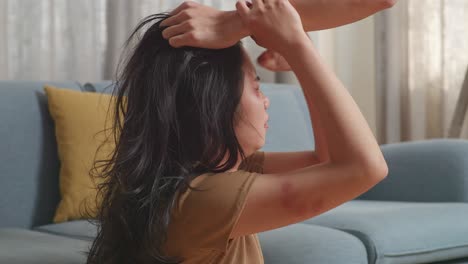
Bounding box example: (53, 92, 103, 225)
(236, 0, 249, 18)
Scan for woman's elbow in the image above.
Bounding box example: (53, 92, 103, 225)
(365, 161, 389, 181)
(380, 0, 398, 9)
(357, 0, 398, 10)
(358, 155, 389, 181)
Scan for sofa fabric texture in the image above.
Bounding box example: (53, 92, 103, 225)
(0, 81, 82, 229)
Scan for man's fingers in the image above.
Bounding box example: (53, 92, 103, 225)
(169, 32, 194, 48)
(236, 0, 250, 18)
(162, 21, 192, 40)
(251, 0, 264, 8)
(160, 10, 188, 28)
(167, 0, 197, 16)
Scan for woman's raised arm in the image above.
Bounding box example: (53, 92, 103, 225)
(293, 0, 397, 31)
(159, 0, 397, 49)
(230, 0, 388, 239)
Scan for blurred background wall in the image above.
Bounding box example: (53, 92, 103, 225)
(0, 0, 466, 143)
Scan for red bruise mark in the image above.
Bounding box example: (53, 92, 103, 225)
(280, 180, 305, 217)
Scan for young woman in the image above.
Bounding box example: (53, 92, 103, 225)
(86, 0, 389, 263)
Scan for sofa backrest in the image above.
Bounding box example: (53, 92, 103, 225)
(0, 81, 84, 229)
(0, 80, 315, 229)
(86, 81, 316, 152)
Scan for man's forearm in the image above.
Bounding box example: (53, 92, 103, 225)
(291, 0, 397, 31)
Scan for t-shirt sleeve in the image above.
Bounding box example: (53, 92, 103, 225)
(238, 150, 265, 174)
(175, 169, 259, 253)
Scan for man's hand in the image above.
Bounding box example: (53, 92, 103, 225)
(159, 1, 249, 49)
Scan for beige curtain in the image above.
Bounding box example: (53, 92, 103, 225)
(0, 0, 289, 83)
(313, 17, 377, 138)
(0, 0, 384, 138)
(0, 0, 108, 81)
(375, 0, 468, 143)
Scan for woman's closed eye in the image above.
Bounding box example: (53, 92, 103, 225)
(254, 75, 262, 93)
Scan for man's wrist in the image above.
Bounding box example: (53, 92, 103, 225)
(223, 10, 251, 40)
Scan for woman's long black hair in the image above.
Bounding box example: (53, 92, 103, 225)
(85, 12, 248, 264)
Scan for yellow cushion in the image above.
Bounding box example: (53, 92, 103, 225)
(44, 85, 118, 223)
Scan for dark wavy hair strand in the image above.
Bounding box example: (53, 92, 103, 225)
(84, 12, 247, 264)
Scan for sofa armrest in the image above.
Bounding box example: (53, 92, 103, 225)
(356, 139, 468, 203)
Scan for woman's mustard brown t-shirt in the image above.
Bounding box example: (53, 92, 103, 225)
(162, 151, 265, 264)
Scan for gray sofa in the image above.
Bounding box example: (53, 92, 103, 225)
(1, 80, 468, 264)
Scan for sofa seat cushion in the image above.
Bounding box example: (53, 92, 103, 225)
(34, 220, 97, 241)
(0, 228, 91, 264)
(258, 223, 368, 264)
(301, 200, 468, 264)
(431, 257, 468, 264)
(33, 220, 369, 264)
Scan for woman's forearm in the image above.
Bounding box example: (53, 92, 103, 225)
(158, 0, 397, 49)
(228, 0, 397, 39)
(291, 0, 397, 31)
(284, 36, 387, 175)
